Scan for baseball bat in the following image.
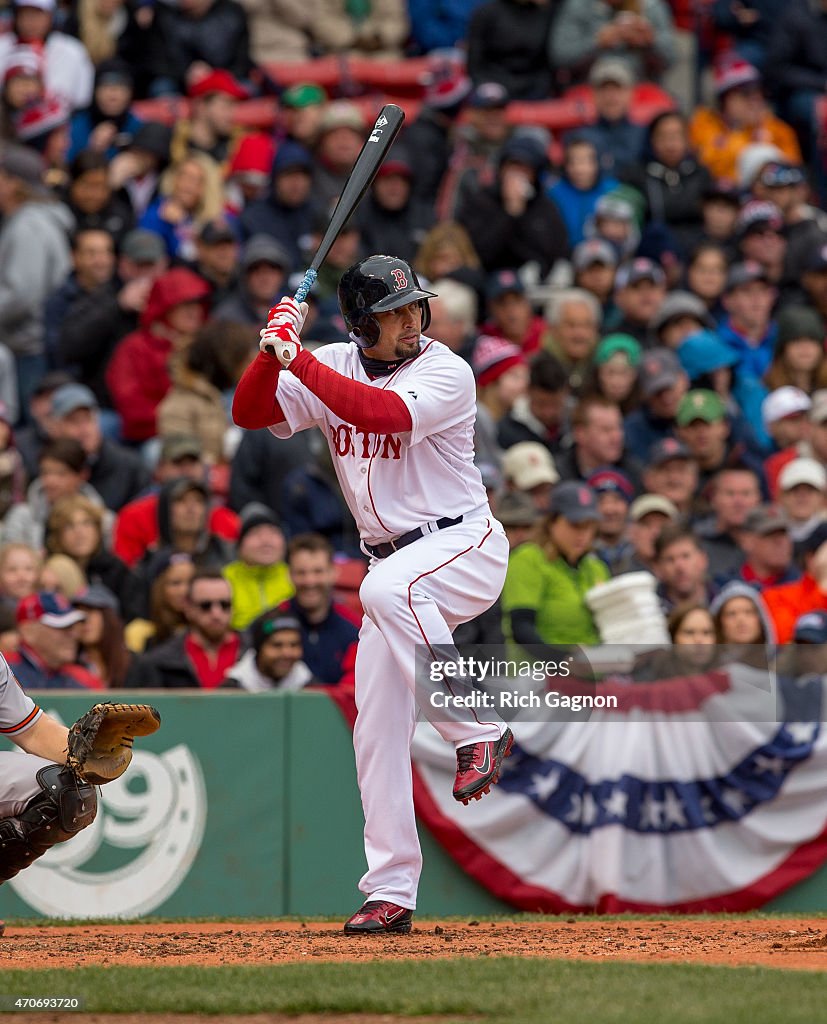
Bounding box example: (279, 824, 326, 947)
(292, 103, 406, 304)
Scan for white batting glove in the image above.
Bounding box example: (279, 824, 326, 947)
(267, 297, 309, 332)
(260, 320, 303, 367)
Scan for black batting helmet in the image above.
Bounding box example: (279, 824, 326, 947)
(338, 254, 437, 348)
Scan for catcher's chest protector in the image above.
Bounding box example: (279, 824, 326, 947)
(0, 764, 97, 883)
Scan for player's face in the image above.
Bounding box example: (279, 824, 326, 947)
(370, 301, 423, 361)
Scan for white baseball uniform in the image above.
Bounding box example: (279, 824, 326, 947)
(0, 657, 54, 819)
(271, 336, 510, 909)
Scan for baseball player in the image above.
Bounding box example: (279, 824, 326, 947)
(233, 255, 513, 935)
(0, 655, 159, 885)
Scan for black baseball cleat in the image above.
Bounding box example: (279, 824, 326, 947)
(453, 727, 514, 804)
(344, 900, 413, 935)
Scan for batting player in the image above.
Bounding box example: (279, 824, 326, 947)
(233, 255, 513, 934)
(0, 655, 97, 883)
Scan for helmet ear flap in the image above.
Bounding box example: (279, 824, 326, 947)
(419, 299, 431, 334)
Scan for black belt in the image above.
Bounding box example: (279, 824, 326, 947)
(365, 515, 464, 559)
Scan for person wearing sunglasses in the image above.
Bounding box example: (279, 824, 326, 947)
(126, 567, 241, 688)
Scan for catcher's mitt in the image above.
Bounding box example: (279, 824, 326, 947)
(67, 703, 161, 786)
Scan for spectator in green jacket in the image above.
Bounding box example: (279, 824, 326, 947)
(502, 481, 609, 654)
(222, 503, 293, 631)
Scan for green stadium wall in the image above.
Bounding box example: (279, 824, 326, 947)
(0, 691, 823, 918)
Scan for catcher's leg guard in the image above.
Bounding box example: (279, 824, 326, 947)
(0, 765, 97, 883)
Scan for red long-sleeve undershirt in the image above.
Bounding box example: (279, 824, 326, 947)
(232, 349, 413, 434)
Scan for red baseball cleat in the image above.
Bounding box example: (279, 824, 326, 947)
(344, 900, 413, 935)
(453, 728, 514, 804)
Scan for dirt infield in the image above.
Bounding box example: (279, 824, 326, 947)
(1, 918, 827, 971)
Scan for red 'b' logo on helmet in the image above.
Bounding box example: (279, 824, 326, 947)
(391, 268, 408, 290)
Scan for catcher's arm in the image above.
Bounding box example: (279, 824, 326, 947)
(13, 712, 69, 764)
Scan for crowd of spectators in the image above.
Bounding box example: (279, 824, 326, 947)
(0, 0, 825, 694)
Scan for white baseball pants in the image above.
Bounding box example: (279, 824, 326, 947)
(353, 510, 509, 909)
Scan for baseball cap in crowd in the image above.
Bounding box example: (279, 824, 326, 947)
(793, 610, 827, 644)
(758, 162, 806, 189)
(614, 258, 665, 290)
(594, 194, 635, 224)
(120, 228, 166, 264)
(499, 134, 547, 173)
(281, 83, 326, 109)
(250, 610, 302, 653)
(779, 457, 827, 492)
(502, 441, 559, 490)
(676, 389, 727, 426)
(589, 57, 635, 88)
(94, 57, 133, 89)
(160, 434, 202, 463)
(468, 82, 509, 109)
(486, 269, 524, 301)
(648, 437, 692, 466)
(226, 134, 276, 183)
(676, 330, 738, 382)
(17, 591, 85, 628)
(73, 583, 119, 612)
(594, 333, 641, 367)
(724, 260, 770, 293)
(3, 45, 41, 82)
(738, 143, 784, 190)
(743, 505, 788, 536)
(241, 233, 291, 272)
(188, 69, 248, 100)
(238, 501, 281, 543)
(735, 199, 784, 241)
(376, 154, 413, 179)
(776, 306, 825, 347)
(549, 481, 599, 522)
(810, 390, 827, 424)
(13, 0, 55, 10)
(14, 95, 69, 148)
(714, 56, 761, 97)
(472, 335, 525, 387)
(199, 218, 237, 245)
(586, 467, 635, 502)
(639, 348, 684, 398)
(423, 67, 472, 110)
(651, 291, 714, 333)
(318, 101, 365, 135)
(761, 385, 811, 428)
(496, 490, 539, 527)
(572, 238, 618, 271)
(168, 477, 209, 502)
(51, 382, 98, 418)
(629, 494, 679, 522)
(0, 142, 47, 195)
(128, 122, 172, 162)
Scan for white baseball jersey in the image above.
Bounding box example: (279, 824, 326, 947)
(270, 338, 488, 543)
(0, 654, 40, 738)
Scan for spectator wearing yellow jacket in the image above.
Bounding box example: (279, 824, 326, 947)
(689, 57, 801, 186)
(222, 503, 293, 631)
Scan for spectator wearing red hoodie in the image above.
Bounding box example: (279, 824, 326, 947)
(112, 434, 239, 568)
(105, 267, 210, 442)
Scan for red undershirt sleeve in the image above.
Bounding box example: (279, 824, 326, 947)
(288, 349, 413, 434)
(232, 353, 286, 429)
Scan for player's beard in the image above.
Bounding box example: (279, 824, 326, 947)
(394, 336, 421, 360)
